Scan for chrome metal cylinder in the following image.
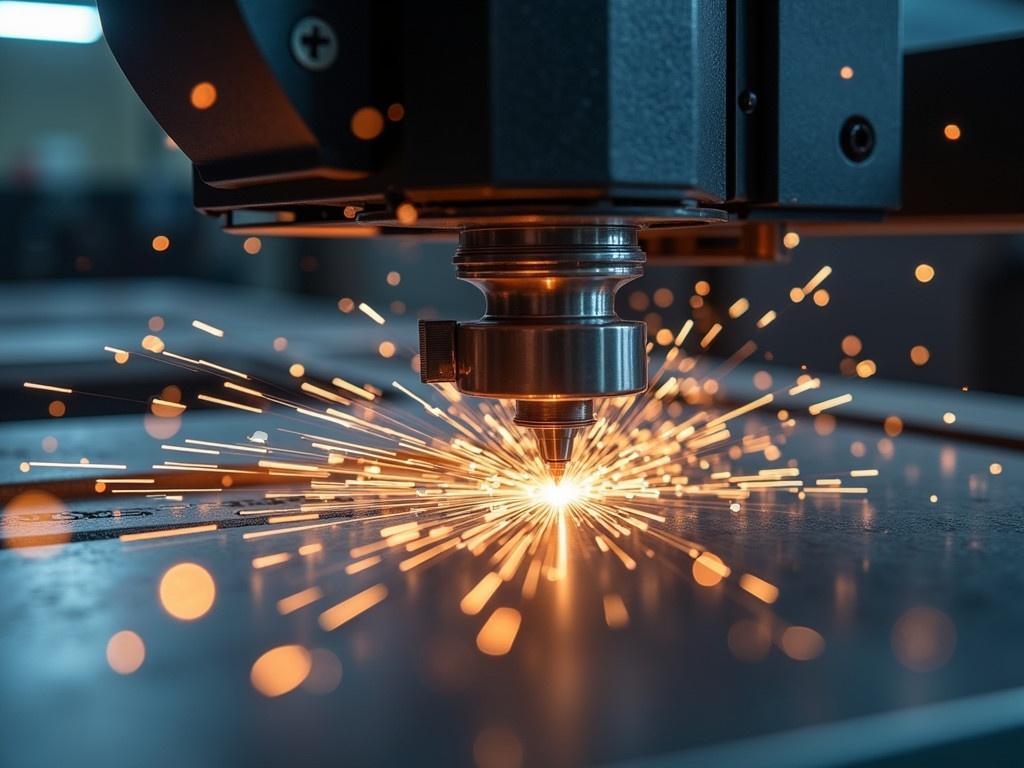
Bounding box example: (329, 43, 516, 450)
(453, 226, 647, 398)
(420, 225, 648, 476)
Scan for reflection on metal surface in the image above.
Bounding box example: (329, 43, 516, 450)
(1, 491, 71, 557)
(602, 593, 630, 629)
(250, 645, 312, 698)
(779, 626, 827, 661)
(277, 586, 323, 616)
(892, 606, 958, 672)
(106, 630, 145, 675)
(476, 607, 523, 656)
(318, 584, 389, 632)
(158, 562, 216, 621)
(301, 648, 343, 695)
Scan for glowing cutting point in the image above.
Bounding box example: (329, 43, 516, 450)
(540, 479, 581, 510)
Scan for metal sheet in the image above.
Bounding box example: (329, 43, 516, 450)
(2, 411, 1023, 766)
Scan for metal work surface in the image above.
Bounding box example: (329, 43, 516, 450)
(2, 407, 1023, 767)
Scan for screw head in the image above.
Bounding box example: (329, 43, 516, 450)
(738, 90, 758, 114)
(290, 16, 338, 72)
(840, 116, 876, 163)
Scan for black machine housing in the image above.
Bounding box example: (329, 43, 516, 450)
(97, 0, 920, 251)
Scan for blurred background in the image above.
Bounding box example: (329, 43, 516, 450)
(3, 0, 1024, 424)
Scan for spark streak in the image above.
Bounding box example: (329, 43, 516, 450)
(809, 393, 854, 415)
(358, 302, 386, 325)
(119, 524, 218, 542)
(23, 382, 72, 394)
(191, 320, 224, 337)
(198, 394, 263, 413)
(28, 461, 127, 469)
(319, 584, 389, 631)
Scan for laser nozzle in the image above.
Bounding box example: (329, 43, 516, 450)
(514, 399, 594, 480)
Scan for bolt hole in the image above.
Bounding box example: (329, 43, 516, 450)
(840, 116, 875, 163)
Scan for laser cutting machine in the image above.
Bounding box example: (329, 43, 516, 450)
(96, 0, 1020, 475)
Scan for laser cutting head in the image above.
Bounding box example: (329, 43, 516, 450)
(419, 225, 650, 476)
(96, 0, 904, 472)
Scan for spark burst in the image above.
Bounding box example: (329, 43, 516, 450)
(16, 267, 875, 669)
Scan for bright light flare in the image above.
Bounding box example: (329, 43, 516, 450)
(539, 480, 582, 510)
(0, 2, 101, 44)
